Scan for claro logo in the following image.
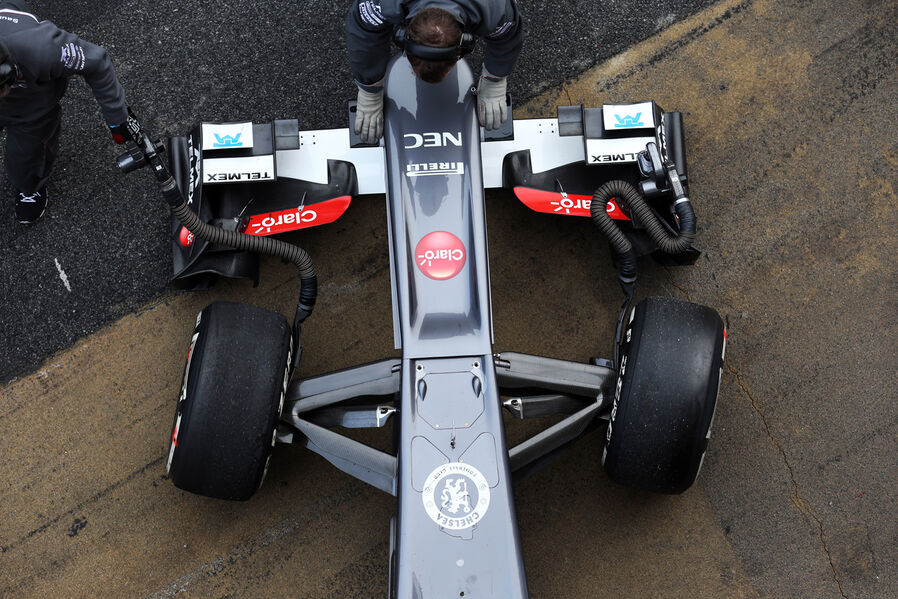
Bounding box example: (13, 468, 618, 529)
(404, 131, 462, 149)
(415, 231, 467, 280)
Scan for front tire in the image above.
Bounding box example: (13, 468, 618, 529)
(602, 296, 725, 494)
(167, 301, 293, 500)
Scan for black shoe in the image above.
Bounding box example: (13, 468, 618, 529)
(15, 186, 48, 224)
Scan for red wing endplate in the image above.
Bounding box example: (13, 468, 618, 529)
(513, 187, 630, 221)
(245, 195, 352, 236)
(176, 196, 353, 247)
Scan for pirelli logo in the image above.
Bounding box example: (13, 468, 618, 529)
(406, 162, 465, 177)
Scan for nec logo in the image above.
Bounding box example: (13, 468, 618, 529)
(213, 133, 243, 148)
(404, 131, 462, 149)
(613, 113, 644, 128)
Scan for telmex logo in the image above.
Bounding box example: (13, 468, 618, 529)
(213, 133, 243, 147)
(404, 131, 462, 149)
(415, 231, 466, 280)
(613, 113, 644, 128)
(205, 171, 272, 182)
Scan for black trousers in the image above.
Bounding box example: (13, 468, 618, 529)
(1, 104, 62, 195)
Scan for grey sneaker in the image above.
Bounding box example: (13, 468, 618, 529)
(15, 186, 48, 224)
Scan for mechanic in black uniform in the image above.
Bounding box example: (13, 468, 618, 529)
(346, 0, 523, 143)
(0, 1, 136, 223)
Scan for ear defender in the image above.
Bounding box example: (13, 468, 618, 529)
(393, 28, 476, 61)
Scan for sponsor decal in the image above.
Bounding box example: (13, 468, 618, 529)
(167, 331, 200, 472)
(422, 462, 491, 531)
(613, 112, 644, 128)
(59, 43, 86, 71)
(212, 133, 243, 148)
(0, 9, 38, 23)
(513, 187, 630, 220)
(487, 20, 514, 38)
(202, 122, 254, 150)
(586, 136, 655, 164)
(178, 226, 194, 247)
(206, 171, 273, 182)
(187, 135, 201, 205)
(203, 155, 274, 184)
(246, 196, 352, 236)
(406, 162, 465, 177)
(591, 152, 639, 163)
(404, 131, 463, 149)
(415, 231, 467, 280)
(603, 102, 655, 131)
(359, 0, 384, 26)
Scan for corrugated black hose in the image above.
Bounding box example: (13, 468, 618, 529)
(591, 180, 639, 299)
(627, 162, 696, 255)
(161, 179, 317, 324)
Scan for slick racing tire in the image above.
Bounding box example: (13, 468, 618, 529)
(167, 301, 293, 500)
(602, 296, 725, 494)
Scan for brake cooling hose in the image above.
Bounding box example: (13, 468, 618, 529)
(161, 179, 317, 323)
(591, 180, 639, 298)
(631, 163, 696, 254)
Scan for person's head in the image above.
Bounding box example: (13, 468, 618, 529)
(406, 8, 462, 83)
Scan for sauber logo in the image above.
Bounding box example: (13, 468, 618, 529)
(404, 131, 463, 149)
(613, 112, 644, 128)
(415, 231, 466, 280)
(212, 133, 243, 148)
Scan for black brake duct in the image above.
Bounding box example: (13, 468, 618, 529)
(118, 130, 317, 369)
(590, 141, 698, 300)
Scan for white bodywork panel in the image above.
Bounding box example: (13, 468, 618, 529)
(205, 117, 655, 192)
(270, 118, 590, 194)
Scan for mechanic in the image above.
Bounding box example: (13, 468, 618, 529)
(346, 0, 523, 143)
(0, 1, 137, 224)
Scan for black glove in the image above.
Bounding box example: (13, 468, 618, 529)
(109, 107, 143, 145)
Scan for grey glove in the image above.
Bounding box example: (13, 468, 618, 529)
(477, 67, 508, 130)
(354, 79, 384, 143)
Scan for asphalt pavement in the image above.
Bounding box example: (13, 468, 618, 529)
(1, 0, 897, 598)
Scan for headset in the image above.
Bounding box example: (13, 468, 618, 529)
(0, 57, 19, 88)
(393, 27, 476, 61)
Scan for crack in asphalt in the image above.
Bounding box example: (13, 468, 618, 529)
(724, 360, 848, 599)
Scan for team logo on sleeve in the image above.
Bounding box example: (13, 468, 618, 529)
(59, 43, 85, 70)
(359, 0, 384, 26)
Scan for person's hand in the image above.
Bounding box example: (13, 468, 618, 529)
(354, 80, 384, 144)
(109, 107, 143, 144)
(477, 67, 507, 130)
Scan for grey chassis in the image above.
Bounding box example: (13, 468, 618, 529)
(137, 52, 724, 598)
(279, 58, 613, 596)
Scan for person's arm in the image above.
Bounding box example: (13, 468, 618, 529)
(481, 0, 523, 78)
(0, 1, 33, 13)
(346, 0, 394, 89)
(23, 21, 127, 126)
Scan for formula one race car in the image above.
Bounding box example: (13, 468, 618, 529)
(122, 52, 725, 598)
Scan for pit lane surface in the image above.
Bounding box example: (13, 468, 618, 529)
(2, 0, 897, 597)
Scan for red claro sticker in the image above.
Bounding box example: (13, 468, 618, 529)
(415, 231, 466, 280)
(179, 226, 195, 247)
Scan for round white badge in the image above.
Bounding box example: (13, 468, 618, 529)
(422, 462, 491, 530)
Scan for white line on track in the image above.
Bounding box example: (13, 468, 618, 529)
(54, 258, 72, 292)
